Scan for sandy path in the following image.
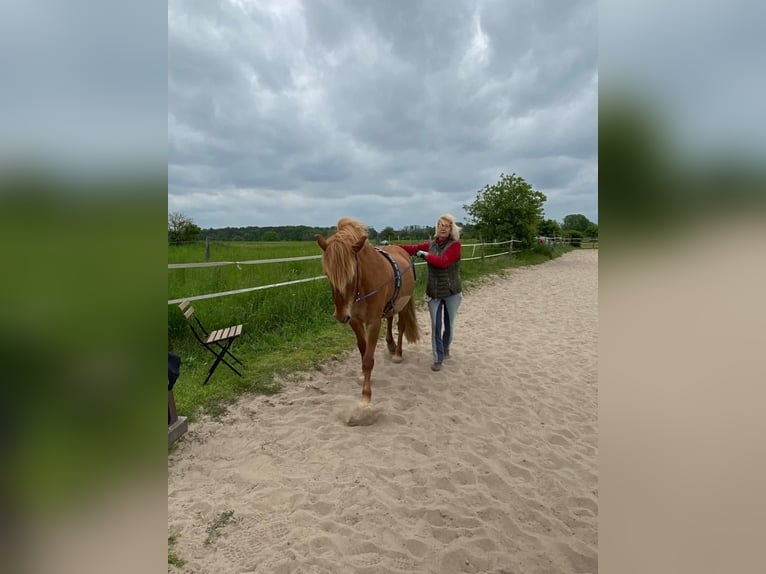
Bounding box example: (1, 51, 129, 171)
(168, 249, 598, 573)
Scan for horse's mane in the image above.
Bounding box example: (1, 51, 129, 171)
(334, 217, 368, 243)
(322, 217, 369, 291)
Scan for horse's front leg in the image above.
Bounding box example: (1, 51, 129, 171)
(385, 314, 397, 355)
(360, 318, 381, 403)
(349, 317, 366, 359)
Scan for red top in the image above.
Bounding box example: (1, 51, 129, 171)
(398, 239, 462, 269)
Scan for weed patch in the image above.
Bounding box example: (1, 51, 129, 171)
(168, 534, 185, 568)
(205, 510, 235, 545)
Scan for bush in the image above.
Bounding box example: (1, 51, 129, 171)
(532, 241, 554, 259)
(562, 229, 584, 247)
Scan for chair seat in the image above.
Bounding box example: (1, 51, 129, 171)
(178, 299, 245, 385)
(205, 324, 243, 344)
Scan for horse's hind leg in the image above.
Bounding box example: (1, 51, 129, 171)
(385, 315, 397, 355)
(394, 316, 405, 363)
(389, 313, 404, 364)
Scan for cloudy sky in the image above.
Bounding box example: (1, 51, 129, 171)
(168, 0, 597, 231)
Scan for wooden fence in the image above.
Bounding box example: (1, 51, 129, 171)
(168, 239, 519, 305)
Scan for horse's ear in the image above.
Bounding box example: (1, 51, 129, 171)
(315, 234, 328, 251)
(352, 236, 367, 253)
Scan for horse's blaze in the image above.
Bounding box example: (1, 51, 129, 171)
(333, 304, 350, 322)
(332, 291, 352, 323)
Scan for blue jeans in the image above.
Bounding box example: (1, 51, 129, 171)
(427, 292, 462, 364)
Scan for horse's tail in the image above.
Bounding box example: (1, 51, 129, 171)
(398, 296, 421, 344)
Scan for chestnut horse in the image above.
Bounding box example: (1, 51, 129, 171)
(316, 217, 420, 403)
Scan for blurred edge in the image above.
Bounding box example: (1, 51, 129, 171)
(599, 15, 766, 572)
(0, 0, 167, 571)
(0, 168, 167, 574)
(599, 84, 766, 258)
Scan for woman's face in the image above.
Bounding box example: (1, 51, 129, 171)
(436, 219, 452, 240)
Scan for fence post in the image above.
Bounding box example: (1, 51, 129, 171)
(509, 237, 513, 258)
(205, 237, 210, 262)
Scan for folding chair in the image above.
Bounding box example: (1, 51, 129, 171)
(178, 299, 245, 385)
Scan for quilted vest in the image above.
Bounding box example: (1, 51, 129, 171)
(426, 239, 462, 299)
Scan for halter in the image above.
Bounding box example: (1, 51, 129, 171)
(354, 248, 415, 316)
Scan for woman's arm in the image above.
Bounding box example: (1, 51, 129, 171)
(394, 242, 430, 256)
(423, 241, 461, 268)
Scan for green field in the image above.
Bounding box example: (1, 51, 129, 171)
(168, 240, 572, 420)
(169, 240, 321, 265)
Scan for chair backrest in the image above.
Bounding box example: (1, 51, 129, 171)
(178, 300, 208, 344)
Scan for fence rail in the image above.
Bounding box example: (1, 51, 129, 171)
(167, 276, 328, 305)
(540, 236, 598, 246)
(168, 254, 322, 270)
(168, 239, 523, 305)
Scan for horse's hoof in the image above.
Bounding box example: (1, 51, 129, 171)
(391, 355, 403, 364)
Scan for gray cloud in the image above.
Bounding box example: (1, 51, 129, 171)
(169, 0, 598, 229)
(1, 0, 165, 168)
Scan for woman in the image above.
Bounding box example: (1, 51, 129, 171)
(397, 214, 462, 371)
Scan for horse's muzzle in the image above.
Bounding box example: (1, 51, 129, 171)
(338, 315, 351, 324)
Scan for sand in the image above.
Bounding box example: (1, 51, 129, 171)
(168, 249, 598, 574)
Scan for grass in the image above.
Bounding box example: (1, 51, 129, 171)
(168, 240, 574, 424)
(169, 240, 318, 264)
(168, 534, 185, 568)
(205, 510, 235, 545)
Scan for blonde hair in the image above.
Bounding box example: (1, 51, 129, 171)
(320, 217, 369, 292)
(335, 217, 368, 242)
(434, 213, 460, 241)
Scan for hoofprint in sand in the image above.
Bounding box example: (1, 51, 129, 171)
(168, 249, 598, 574)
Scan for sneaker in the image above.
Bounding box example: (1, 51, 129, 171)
(431, 362, 442, 372)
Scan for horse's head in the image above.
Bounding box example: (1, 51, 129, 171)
(316, 232, 367, 323)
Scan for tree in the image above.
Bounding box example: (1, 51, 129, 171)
(538, 219, 561, 237)
(380, 226, 395, 241)
(562, 214, 591, 233)
(398, 224, 430, 240)
(599, 89, 672, 230)
(561, 229, 584, 247)
(459, 221, 477, 239)
(464, 173, 546, 247)
(168, 211, 202, 243)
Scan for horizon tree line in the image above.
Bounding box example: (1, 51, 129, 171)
(169, 172, 597, 245)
